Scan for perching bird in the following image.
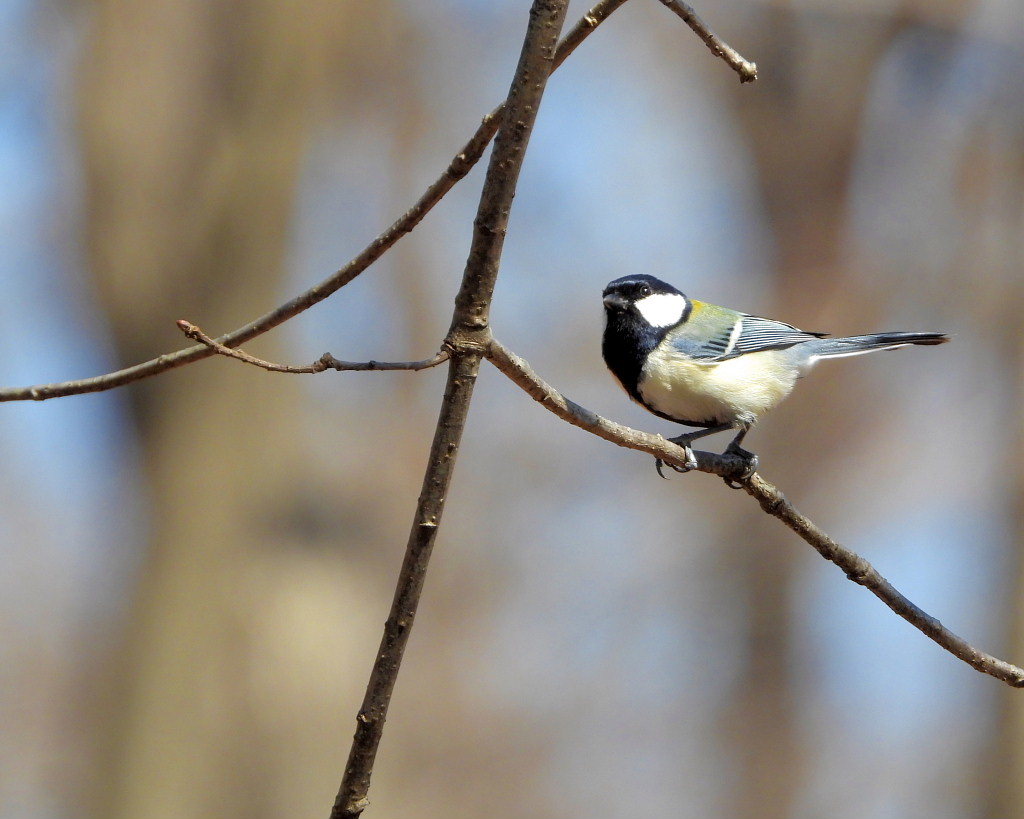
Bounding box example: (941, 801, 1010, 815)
(601, 274, 948, 478)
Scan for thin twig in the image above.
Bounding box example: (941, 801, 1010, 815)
(484, 337, 1024, 688)
(657, 0, 758, 83)
(176, 320, 448, 374)
(0, 0, 631, 405)
(330, 3, 572, 818)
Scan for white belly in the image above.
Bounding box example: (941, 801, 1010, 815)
(638, 348, 798, 427)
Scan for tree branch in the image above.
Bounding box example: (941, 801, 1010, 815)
(656, 0, 758, 83)
(0, 0, 631, 405)
(330, 4, 572, 818)
(484, 337, 1024, 688)
(176, 320, 448, 374)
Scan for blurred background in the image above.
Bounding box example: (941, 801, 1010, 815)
(1, 0, 1023, 817)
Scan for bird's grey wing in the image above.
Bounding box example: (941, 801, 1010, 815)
(668, 315, 826, 362)
(725, 315, 826, 358)
(663, 319, 739, 361)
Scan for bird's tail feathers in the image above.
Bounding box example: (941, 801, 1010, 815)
(808, 332, 949, 361)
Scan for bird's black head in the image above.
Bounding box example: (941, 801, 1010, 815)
(601, 275, 690, 403)
(602, 275, 690, 328)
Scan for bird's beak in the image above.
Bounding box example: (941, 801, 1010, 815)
(603, 293, 628, 310)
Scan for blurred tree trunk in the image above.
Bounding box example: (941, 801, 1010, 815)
(715, 8, 901, 817)
(73, 0, 555, 815)
(75, 2, 398, 817)
(977, 109, 1024, 819)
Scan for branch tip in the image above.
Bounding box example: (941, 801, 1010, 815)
(483, 336, 1024, 689)
(178, 319, 447, 375)
(657, 0, 758, 83)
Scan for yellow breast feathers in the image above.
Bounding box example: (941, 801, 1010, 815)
(639, 346, 799, 427)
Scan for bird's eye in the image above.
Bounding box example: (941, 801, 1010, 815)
(639, 285, 651, 296)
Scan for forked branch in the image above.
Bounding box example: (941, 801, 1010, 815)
(484, 337, 1024, 688)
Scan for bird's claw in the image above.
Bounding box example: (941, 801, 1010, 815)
(722, 444, 758, 488)
(655, 443, 698, 479)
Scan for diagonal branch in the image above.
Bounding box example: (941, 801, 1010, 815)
(656, 0, 758, 82)
(330, 3, 572, 818)
(0, 0, 631, 405)
(176, 320, 448, 374)
(485, 336, 1024, 688)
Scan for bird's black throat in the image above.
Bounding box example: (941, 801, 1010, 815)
(602, 308, 669, 403)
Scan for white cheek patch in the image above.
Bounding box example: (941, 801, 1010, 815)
(635, 293, 687, 328)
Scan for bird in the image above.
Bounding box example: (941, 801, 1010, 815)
(601, 274, 948, 479)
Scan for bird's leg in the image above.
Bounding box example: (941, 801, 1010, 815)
(655, 424, 732, 478)
(668, 423, 734, 448)
(723, 426, 758, 485)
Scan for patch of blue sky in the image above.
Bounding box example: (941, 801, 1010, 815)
(494, 40, 771, 334)
(470, 480, 745, 714)
(797, 503, 1004, 739)
(285, 126, 396, 353)
(848, 22, 1022, 278)
(0, 0, 38, 89)
(0, 4, 140, 618)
